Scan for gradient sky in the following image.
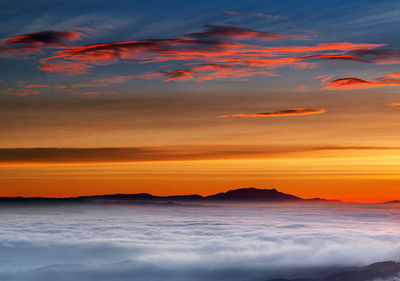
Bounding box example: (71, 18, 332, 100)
(1, 0, 400, 201)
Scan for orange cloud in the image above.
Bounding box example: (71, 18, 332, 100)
(387, 102, 400, 107)
(24, 84, 50, 88)
(218, 108, 325, 118)
(320, 73, 400, 90)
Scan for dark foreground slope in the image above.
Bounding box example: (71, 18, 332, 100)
(267, 261, 400, 281)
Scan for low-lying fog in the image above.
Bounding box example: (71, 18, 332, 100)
(0, 202, 399, 281)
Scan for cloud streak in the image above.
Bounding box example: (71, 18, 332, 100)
(218, 108, 325, 118)
(1, 144, 400, 164)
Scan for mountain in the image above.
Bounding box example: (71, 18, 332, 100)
(0, 187, 326, 205)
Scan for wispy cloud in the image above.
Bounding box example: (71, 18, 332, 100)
(223, 11, 284, 20)
(387, 102, 400, 107)
(295, 84, 307, 92)
(218, 108, 325, 118)
(2, 88, 40, 96)
(92, 75, 135, 84)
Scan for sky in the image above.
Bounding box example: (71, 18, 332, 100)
(1, 0, 400, 201)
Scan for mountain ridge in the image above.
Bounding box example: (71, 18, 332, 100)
(0, 187, 332, 204)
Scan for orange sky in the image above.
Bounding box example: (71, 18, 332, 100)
(1, 2, 400, 202)
(1, 148, 400, 202)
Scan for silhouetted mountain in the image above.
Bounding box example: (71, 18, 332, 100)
(267, 261, 400, 281)
(207, 187, 301, 201)
(0, 187, 332, 205)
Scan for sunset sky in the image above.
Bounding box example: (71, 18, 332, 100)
(1, 0, 400, 202)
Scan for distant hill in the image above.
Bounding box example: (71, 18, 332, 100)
(384, 200, 400, 204)
(0, 187, 332, 205)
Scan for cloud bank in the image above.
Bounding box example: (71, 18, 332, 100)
(0, 204, 399, 281)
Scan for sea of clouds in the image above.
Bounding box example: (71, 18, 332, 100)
(0, 202, 399, 281)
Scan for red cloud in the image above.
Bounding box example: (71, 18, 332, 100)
(163, 70, 210, 82)
(320, 73, 400, 90)
(1, 27, 385, 83)
(39, 61, 92, 75)
(38, 36, 381, 82)
(218, 108, 325, 118)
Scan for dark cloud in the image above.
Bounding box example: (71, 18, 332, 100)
(319, 73, 400, 90)
(0, 30, 81, 56)
(304, 49, 400, 65)
(218, 108, 325, 118)
(1, 145, 400, 164)
(185, 25, 305, 40)
(3, 30, 80, 46)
